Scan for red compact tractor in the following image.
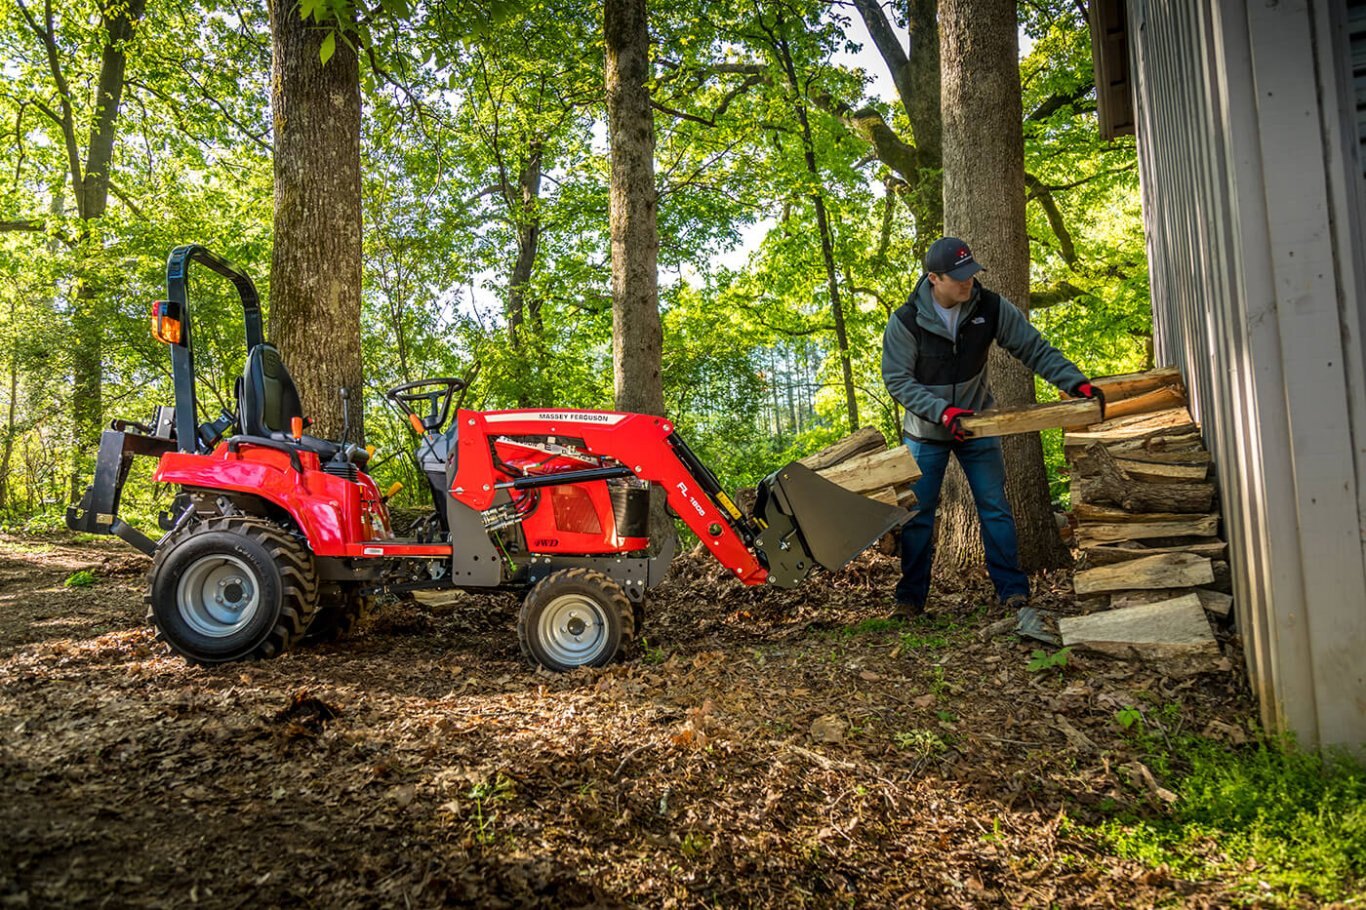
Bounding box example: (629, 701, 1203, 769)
(68, 247, 907, 671)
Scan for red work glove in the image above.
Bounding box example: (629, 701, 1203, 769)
(1073, 381, 1106, 420)
(940, 406, 974, 443)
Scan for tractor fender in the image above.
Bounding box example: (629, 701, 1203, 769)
(153, 447, 377, 556)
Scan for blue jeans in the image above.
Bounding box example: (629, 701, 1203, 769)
(896, 436, 1030, 607)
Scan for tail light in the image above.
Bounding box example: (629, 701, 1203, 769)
(150, 301, 182, 345)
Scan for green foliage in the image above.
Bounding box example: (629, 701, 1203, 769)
(63, 569, 96, 588)
(1115, 705, 1144, 730)
(1093, 735, 1366, 904)
(894, 728, 947, 757)
(0, 0, 1148, 528)
(1026, 646, 1071, 673)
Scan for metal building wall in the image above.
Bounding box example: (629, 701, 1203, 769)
(1123, 0, 1366, 747)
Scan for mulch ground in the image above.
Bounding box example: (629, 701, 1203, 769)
(0, 534, 1258, 908)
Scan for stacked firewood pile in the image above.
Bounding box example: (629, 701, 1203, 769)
(797, 426, 919, 509)
(1056, 367, 1231, 662)
(730, 426, 920, 531)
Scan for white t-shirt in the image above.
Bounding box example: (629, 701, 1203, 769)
(934, 301, 960, 337)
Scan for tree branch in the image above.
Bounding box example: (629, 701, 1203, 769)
(849, 0, 913, 117)
(651, 74, 764, 127)
(178, 62, 272, 151)
(17, 0, 83, 212)
(1029, 280, 1089, 309)
(1025, 171, 1076, 267)
(1026, 83, 1094, 123)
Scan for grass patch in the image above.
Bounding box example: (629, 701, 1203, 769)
(1089, 733, 1366, 904)
(837, 617, 903, 638)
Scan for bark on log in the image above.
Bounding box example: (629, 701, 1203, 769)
(1075, 444, 1215, 513)
(1114, 460, 1209, 484)
(1099, 431, 1205, 458)
(1073, 552, 1215, 594)
(1072, 503, 1218, 524)
(1078, 541, 1229, 567)
(1109, 587, 1232, 617)
(799, 426, 888, 471)
(1074, 515, 1220, 545)
(1094, 446, 1210, 467)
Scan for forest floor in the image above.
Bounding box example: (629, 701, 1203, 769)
(0, 532, 1291, 908)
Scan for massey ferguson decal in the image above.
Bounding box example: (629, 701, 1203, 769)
(484, 411, 625, 425)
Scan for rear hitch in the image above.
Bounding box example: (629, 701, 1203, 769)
(66, 427, 176, 556)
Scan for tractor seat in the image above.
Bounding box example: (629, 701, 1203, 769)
(239, 343, 368, 468)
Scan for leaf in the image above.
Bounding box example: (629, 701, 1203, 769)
(320, 31, 336, 65)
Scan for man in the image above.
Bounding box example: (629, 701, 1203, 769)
(881, 236, 1102, 616)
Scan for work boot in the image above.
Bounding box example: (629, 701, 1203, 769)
(1002, 594, 1029, 613)
(888, 600, 924, 621)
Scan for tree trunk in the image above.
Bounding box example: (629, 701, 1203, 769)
(605, 0, 663, 418)
(938, 0, 1070, 571)
(770, 24, 858, 433)
(21, 0, 144, 498)
(267, 0, 365, 441)
(507, 144, 544, 408)
(0, 342, 17, 512)
(507, 143, 544, 353)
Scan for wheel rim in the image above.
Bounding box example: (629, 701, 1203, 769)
(537, 592, 610, 666)
(176, 553, 261, 638)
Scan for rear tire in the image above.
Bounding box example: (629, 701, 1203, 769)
(145, 517, 319, 664)
(517, 568, 635, 672)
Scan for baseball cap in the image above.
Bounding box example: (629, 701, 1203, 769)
(924, 237, 983, 280)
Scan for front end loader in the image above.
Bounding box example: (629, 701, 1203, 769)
(69, 246, 909, 671)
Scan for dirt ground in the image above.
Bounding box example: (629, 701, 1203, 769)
(0, 533, 1260, 908)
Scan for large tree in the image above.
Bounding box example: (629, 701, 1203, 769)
(12, 0, 146, 496)
(267, 0, 364, 440)
(937, 0, 1070, 571)
(605, 0, 664, 417)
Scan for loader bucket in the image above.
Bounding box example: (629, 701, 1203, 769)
(753, 462, 911, 588)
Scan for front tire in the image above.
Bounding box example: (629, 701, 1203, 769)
(146, 517, 319, 664)
(517, 568, 635, 672)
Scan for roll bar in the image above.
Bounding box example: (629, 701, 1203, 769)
(163, 245, 264, 453)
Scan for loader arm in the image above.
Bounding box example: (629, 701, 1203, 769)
(448, 409, 911, 588)
(450, 410, 770, 584)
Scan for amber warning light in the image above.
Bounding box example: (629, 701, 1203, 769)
(150, 301, 182, 345)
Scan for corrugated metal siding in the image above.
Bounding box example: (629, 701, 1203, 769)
(1124, 0, 1366, 747)
(1351, 3, 1366, 178)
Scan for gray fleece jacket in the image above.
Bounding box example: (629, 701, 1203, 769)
(881, 274, 1088, 442)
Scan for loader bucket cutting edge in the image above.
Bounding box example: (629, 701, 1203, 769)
(753, 461, 910, 588)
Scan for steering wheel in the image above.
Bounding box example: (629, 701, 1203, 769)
(385, 377, 466, 432)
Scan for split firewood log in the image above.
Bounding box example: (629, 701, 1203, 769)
(798, 426, 887, 471)
(1073, 552, 1215, 595)
(958, 399, 1101, 437)
(1091, 385, 1187, 420)
(1077, 540, 1228, 568)
(1073, 443, 1215, 513)
(1090, 366, 1183, 401)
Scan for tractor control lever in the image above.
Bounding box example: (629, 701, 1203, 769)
(337, 387, 352, 455)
